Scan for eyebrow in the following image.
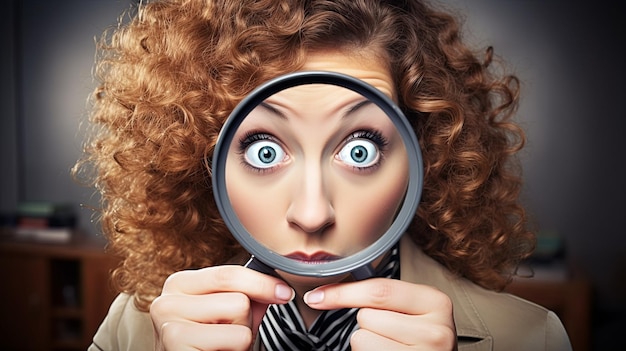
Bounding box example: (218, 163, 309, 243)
(258, 99, 375, 120)
(343, 99, 375, 118)
(258, 102, 287, 119)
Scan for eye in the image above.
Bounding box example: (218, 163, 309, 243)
(337, 139, 380, 168)
(244, 140, 286, 169)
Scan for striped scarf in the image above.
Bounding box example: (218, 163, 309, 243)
(259, 244, 401, 351)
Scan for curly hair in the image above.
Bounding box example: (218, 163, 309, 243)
(73, 0, 534, 312)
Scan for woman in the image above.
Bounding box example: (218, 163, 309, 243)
(77, 0, 572, 350)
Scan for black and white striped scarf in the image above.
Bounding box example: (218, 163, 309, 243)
(259, 244, 401, 351)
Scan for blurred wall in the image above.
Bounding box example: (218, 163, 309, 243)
(1, 0, 132, 232)
(0, 1, 18, 215)
(1, 0, 624, 349)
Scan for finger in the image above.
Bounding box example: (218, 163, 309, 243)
(151, 292, 252, 327)
(350, 328, 413, 351)
(160, 320, 252, 351)
(163, 265, 294, 305)
(304, 278, 452, 316)
(357, 308, 415, 344)
(356, 308, 456, 348)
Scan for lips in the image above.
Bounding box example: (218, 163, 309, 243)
(285, 251, 342, 264)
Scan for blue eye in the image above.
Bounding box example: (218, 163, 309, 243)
(338, 139, 379, 168)
(244, 140, 286, 169)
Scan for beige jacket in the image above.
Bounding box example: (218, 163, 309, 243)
(89, 236, 572, 350)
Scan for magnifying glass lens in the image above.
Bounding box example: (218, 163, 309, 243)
(225, 83, 409, 261)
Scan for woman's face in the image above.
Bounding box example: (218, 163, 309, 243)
(225, 51, 408, 283)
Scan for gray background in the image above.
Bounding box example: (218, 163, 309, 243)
(1, 1, 624, 349)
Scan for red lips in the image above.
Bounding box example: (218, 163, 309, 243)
(285, 251, 341, 264)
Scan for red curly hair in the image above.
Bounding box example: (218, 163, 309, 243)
(74, 0, 534, 312)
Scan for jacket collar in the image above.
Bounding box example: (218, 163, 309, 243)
(399, 236, 493, 350)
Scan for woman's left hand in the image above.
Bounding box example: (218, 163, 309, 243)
(303, 278, 457, 350)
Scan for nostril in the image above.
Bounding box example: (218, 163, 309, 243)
(286, 200, 335, 234)
(287, 211, 335, 234)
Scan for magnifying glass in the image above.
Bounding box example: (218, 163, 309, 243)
(212, 71, 423, 280)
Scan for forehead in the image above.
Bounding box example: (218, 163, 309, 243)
(301, 51, 396, 100)
(263, 83, 368, 115)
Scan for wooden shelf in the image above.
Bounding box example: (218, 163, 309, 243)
(0, 231, 119, 351)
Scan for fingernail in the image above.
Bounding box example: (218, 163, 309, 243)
(304, 290, 324, 305)
(275, 284, 294, 301)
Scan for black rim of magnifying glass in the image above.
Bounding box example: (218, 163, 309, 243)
(212, 71, 423, 278)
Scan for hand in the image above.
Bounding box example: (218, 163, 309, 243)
(150, 265, 294, 351)
(303, 278, 457, 350)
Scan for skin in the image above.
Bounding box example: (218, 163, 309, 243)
(150, 51, 457, 351)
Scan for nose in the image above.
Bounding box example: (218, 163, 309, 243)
(286, 163, 335, 234)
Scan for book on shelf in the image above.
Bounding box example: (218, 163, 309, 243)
(13, 202, 77, 243)
(14, 226, 74, 243)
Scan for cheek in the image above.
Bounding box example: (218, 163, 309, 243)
(225, 170, 286, 245)
(347, 180, 407, 240)
(336, 170, 409, 248)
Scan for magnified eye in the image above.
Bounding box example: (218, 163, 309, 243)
(245, 140, 286, 169)
(337, 139, 380, 168)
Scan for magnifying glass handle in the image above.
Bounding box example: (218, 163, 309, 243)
(245, 255, 280, 277)
(350, 263, 376, 281)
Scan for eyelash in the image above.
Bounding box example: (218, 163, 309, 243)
(347, 130, 388, 149)
(238, 131, 273, 150)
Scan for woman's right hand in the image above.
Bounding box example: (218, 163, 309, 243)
(150, 265, 294, 351)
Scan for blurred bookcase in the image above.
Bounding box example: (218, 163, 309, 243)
(0, 230, 119, 350)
